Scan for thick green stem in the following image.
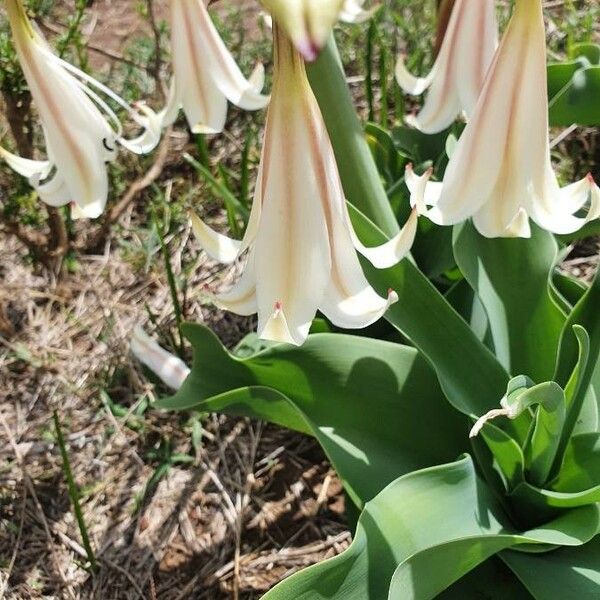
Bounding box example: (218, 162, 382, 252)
(306, 38, 399, 238)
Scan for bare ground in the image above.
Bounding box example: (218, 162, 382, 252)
(1, 1, 600, 599)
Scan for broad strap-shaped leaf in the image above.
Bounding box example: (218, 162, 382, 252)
(349, 205, 509, 418)
(439, 557, 532, 599)
(553, 269, 600, 475)
(453, 220, 566, 383)
(157, 325, 467, 505)
(548, 43, 600, 127)
(551, 433, 600, 493)
(502, 535, 600, 599)
(264, 456, 600, 600)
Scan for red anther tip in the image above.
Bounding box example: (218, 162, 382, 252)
(586, 172, 595, 183)
(274, 300, 282, 311)
(387, 288, 394, 296)
(406, 163, 414, 171)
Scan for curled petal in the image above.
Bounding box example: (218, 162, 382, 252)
(405, 164, 442, 213)
(119, 104, 163, 154)
(0, 146, 52, 179)
(71, 198, 104, 220)
(349, 206, 419, 269)
(191, 212, 243, 264)
(213, 251, 258, 316)
(320, 209, 398, 329)
(31, 170, 71, 207)
(158, 79, 181, 129)
(395, 55, 436, 96)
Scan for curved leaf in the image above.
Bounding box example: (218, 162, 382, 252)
(453, 221, 566, 383)
(553, 270, 600, 475)
(264, 456, 600, 600)
(349, 205, 509, 417)
(157, 325, 467, 505)
(502, 535, 600, 599)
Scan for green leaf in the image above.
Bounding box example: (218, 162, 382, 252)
(551, 433, 600, 493)
(349, 205, 509, 418)
(502, 535, 600, 599)
(553, 270, 600, 475)
(478, 421, 525, 491)
(264, 456, 600, 600)
(453, 221, 565, 382)
(548, 44, 600, 126)
(549, 65, 600, 126)
(157, 325, 467, 505)
(439, 557, 532, 599)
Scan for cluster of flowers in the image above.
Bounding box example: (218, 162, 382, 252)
(2, 0, 599, 346)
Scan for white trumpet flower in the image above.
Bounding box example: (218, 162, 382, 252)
(160, 0, 269, 134)
(406, 0, 600, 238)
(395, 0, 497, 134)
(339, 0, 380, 24)
(0, 0, 161, 219)
(192, 26, 417, 346)
(260, 0, 345, 61)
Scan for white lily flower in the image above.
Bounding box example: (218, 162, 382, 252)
(339, 0, 380, 24)
(406, 0, 600, 239)
(0, 0, 161, 219)
(395, 0, 498, 134)
(131, 327, 190, 390)
(192, 26, 417, 346)
(260, 0, 345, 61)
(160, 0, 269, 134)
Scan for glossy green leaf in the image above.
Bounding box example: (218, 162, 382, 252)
(502, 535, 600, 599)
(478, 421, 525, 491)
(264, 456, 600, 600)
(548, 44, 600, 126)
(453, 221, 565, 382)
(552, 433, 600, 493)
(157, 325, 467, 505)
(553, 270, 600, 474)
(439, 557, 532, 599)
(349, 205, 509, 417)
(549, 65, 600, 126)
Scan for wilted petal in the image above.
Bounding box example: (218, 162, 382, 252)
(131, 327, 190, 390)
